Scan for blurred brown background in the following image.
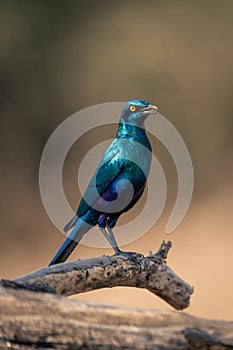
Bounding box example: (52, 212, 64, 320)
(0, 0, 232, 320)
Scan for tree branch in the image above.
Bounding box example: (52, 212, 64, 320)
(2, 241, 193, 310)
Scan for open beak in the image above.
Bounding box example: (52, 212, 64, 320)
(141, 104, 159, 114)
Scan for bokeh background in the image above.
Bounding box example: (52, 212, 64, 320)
(0, 0, 232, 321)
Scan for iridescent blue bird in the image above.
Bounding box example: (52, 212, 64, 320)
(49, 100, 158, 265)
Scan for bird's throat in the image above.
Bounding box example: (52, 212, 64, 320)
(116, 123, 151, 151)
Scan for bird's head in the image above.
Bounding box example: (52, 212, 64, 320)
(120, 100, 158, 127)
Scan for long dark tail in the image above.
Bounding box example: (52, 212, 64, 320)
(48, 237, 78, 266)
(49, 217, 90, 266)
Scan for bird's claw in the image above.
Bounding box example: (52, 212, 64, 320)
(113, 251, 138, 263)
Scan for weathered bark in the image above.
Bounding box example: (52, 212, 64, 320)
(0, 284, 232, 350)
(1, 241, 232, 349)
(2, 241, 193, 310)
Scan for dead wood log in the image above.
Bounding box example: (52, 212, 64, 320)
(0, 284, 232, 350)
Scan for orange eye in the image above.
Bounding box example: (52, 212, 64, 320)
(130, 105, 136, 112)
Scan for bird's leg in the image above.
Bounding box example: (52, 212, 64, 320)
(106, 225, 120, 252)
(107, 226, 137, 262)
(100, 226, 137, 262)
(99, 227, 119, 253)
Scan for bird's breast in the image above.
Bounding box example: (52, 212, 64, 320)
(117, 138, 152, 178)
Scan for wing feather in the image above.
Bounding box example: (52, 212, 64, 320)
(77, 141, 123, 218)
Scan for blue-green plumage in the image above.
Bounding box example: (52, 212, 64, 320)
(49, 100, 158, 265)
